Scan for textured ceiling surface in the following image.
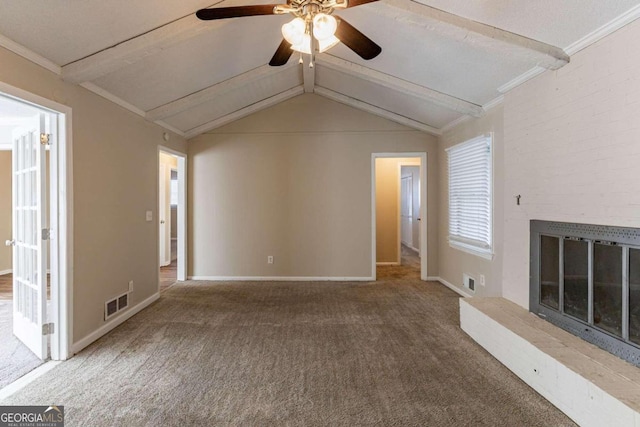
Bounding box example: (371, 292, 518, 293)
(0, 0, 638, 137)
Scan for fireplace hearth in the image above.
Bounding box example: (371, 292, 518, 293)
(530, 220, 640, 367)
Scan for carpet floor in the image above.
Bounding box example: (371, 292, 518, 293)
(0, 301, 44, 388)
(0, 275, 575, 426)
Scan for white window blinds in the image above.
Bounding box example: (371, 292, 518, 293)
(446, 134, 493, 257)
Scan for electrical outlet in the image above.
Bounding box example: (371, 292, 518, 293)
(480, 275, 485, 286)
(267, 256, 274, 264)
(128, 280, 134, 292)
(145, 211, 153, 222)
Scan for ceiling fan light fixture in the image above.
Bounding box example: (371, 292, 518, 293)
(312, 13, 337, 40)
(282, 17, 306, 45)
(291, 32, 312, 54)
(318, 35, 340, 53)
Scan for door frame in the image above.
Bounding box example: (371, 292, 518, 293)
(371, 153, 427, 281)
(157, 146, 187, 284)
(0, 81, 73, 361)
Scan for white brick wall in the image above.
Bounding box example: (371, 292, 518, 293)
(502, 19, 640, 308)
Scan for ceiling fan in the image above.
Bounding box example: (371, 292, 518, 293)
(196, 0, 382, 66)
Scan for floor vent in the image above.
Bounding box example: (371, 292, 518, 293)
(105, 292, 130, 320)
(463, 274, 476, 292)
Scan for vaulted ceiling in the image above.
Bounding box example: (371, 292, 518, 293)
(1, 0, 639, 138)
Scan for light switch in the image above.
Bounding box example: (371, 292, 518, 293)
(146, 211, 153, 222)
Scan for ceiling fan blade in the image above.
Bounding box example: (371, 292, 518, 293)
(196, 5, 280, 20)
(335, 18, 381, 60)
(345, 0, 379, 8)
(269, 39, 293, 66)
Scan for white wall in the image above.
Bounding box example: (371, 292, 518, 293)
(438, 106, 504, 298)
(501, 19, 640, 308)
(189, 94, 439, 279)
(0, 46, 187, 344)
(440, 19, 640, 307)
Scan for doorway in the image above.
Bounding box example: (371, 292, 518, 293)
(158, 147, 186, 292)
(372, 153, 427, 281)
(0, 82, 72, 388)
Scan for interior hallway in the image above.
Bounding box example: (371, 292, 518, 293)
(377, 244, 421, 281)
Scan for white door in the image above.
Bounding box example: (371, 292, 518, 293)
(159, 163, 170, 267)
(400, 175, 413, 248)
(10, 114, 48, 359)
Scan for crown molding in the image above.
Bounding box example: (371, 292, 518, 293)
(565, 4, 640, 55)
(0, 34, 61, 75)
(498, 66, 546, 94)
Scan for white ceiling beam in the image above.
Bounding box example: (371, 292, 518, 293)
(146, 63, 297, 121)
(382, 0, 569, 70)
(303, 57, 315, 93)
(184, 86, 304, 139)
(316, 54, 484, 118)
(62, 14, 229, 84)
(314, 87, 441, 136)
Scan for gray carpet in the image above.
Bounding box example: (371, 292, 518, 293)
(0, 276, 575, 426)
(0, 301, 44, 388)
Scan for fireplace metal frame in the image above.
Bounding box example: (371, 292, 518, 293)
(530, 220, 640, 367)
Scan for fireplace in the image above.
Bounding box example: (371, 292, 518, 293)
(530, 220, 640, 366)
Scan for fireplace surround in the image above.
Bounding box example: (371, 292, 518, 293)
(530, 220, 640, 367)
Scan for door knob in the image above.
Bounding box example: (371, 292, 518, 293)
(160, 220, 165, 224)
(5, 239, 15, 246)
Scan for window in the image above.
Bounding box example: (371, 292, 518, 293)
(446, 134, 493, 259)
(170, 176, 178, 206)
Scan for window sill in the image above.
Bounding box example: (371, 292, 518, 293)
(449, 240, 494, 261)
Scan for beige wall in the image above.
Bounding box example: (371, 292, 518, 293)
(438, 105, 504, 298)
(501, 19, 640, 308)
(375, 157, 420, 263)
(189, 94, 439, 278)
(0, 150, 10, 273)
(402, 165, 420, 251)
(0, 46, 187, 344)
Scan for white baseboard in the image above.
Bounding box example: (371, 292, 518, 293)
(0, 269, 11, 276)
(188, 276, 374, 282)
(71, 292, 160, 354)
(425, 276, 440, 281)
(376, 262, 400, 266)
(434, 276, 474, 298)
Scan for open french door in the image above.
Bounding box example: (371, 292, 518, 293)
(9, 113, 48, 360)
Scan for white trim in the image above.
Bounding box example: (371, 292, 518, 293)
(0, 269, 12, 276)
(371, 152, 429, 281)
(0, 361, 62, 400)
(449, 240, 494, 260)
(376, 262, 400, 266)
(0, 34, 61, 75)
(158, 146, 188, 284)
(381, 0, 569, 70)
(71, 293, 160, 355)
(188, 276, 374, 281)
(0, 82, 73, 361)
(425, 276, 440, 281)
(154, 121, 186, 138)
(316, 87, 442, 136)
(80, 82, 146, 117)
(483, 95, 504, 111)
(498, 66, 546, 94)
(436, 276, 474, 298)
(440, 115, 472, 133)
(185, 87, 304, 138)
(565, 4, 640, 55)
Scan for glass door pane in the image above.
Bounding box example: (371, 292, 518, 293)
(630, 248, 640, 346)
(593, 243, 622, 337)
(563, 239, 589, 321)
(540, 235, 560, 310)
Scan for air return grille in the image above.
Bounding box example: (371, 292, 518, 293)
(105, 292, 130, 320)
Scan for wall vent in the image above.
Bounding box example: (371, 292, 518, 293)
(463, 274, 476, 292)
(105, 292, 130, 321)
